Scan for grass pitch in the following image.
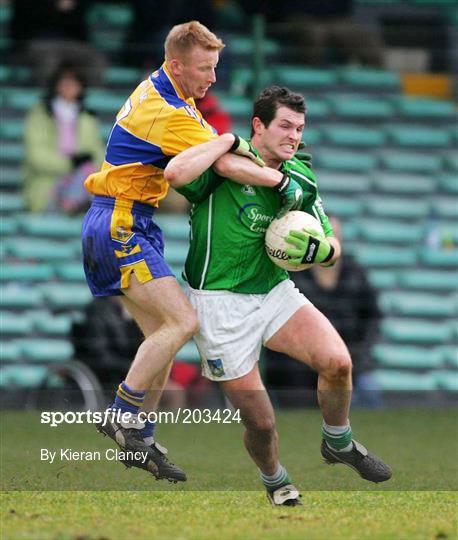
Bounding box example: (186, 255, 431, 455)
(1, 408, 457, 539)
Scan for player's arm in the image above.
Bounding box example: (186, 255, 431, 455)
(165, 133, 236, 188)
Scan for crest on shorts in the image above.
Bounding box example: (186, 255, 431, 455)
(207, 358, 225, 378)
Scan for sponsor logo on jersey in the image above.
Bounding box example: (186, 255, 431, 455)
(266, 245, 288, 261)
(241, 185, 256, 196)
(238, 203, 274, 233)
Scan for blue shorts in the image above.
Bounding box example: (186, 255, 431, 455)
(81, 196, 174, 296)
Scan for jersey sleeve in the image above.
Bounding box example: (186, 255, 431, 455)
(175, 168, 224, 204)
(287, 159, 334, 237)
(161, 107, 217, 156)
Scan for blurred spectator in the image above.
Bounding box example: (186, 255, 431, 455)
(244, 0, 384, 66)
(10, 0, 106, 85)
(23, 63, 104, 214)
(196, 91, 232, 134)
(72, 297, 214, 408)
(265, 217, 382, 408)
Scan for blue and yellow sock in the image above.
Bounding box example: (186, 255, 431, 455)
(140, 420, 156, 444)
(260, 464, 291, 492)
(111, 381, 146, 415)
(322, 421, 353, 452)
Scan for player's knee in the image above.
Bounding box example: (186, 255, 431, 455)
(176, 310, 200, 340)
(247, 415, 276, 436)
(324, 355, 352, 381)
(331, 354, 352, 380)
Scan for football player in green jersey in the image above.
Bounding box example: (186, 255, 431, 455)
(165, 86, 392, 506)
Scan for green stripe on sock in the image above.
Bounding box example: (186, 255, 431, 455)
(322, 426, 353, 450)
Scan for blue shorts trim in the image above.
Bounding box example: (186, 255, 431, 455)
(81, 196, 174, 296)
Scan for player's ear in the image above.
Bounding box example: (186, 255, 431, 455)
(252, 117, 263, 135)
(168, 58, 183, 77)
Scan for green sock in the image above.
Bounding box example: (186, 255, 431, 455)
(260, 464, 291, 492)
(322, 421, 352, 451)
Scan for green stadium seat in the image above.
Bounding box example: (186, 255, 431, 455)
(19, 215, 83, 238)
(431, 198, 458, 219)
(372, 172, 436, 194)
(365, 197, 428, 219)
(302, 128, 321, 146)
(0, 143, 24, 163)
(397, 98, 456, 120)
(321, 196, 363, 218)
(0, 216, 18, 236)
(315, 150, 376, 172)
(398, 269, 458, 291)
(176, 340, 200, 363)
(380, 151, 441, 173)
(373, 344, 442, 369)
(54, 263, 86, 282)
(306, 99, 330, 119)
(381, 292, 455, 317)
(86, 90, 125, 114)
(437, 174, 458, 194)
(0, 311, 33, 335)
(4, 88, 41, 111)
(100, 123, 113, 140)
(34, 314, 72, 336)
(434, 371, 458, 392)
(0, 65, 11, 83)
(104, 67, 142, 86)
(339, 67, 400, 90)
(88, 3, 133, 26)
(442, 347, 458, 368)
(216, 94, 252, 118)
(1, 193, 25, 213)
(164, 242, 188, 265)
(155, 215, 190, 241)
(331, 97, 394, 119)
(0, 286, 43, 308)
(5, 238, 76, 261)
(0, 263, 54, 282)
(321, 125, 385, 147)
(227, 35, 279, 56)
(385, 125, 451, 148)
(354, 246, 417, 267)
(420, 249, 458, 267)
(0, 364, 50, 387)
(0, 166, 22, 188)
(39, 284, 92, 309)
(368, 270, 398, 289)
(317, 172, 371, 194)
(444, 154, 458, 172)
(381, 318, 452, 343)
(230, 122, 250, 139)
(230, 67, 273, 95)
(274, 66, 337, 89)
(451, 126, 458, 144)
(341, 221, 360, 241)
(0, 341, 21, 362)
(359, 219, 423, 244)
(20, 337, 73, 362)
(373, 369, 437, 391)
(0, 119, 23, 140)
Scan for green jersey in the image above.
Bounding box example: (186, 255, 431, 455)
(176, 157, 333, 294)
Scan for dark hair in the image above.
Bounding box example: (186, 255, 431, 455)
(251, 86, 306, 136)
(45, 62, 87, 103)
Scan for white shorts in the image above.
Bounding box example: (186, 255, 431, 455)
(186, 279, 309, 381)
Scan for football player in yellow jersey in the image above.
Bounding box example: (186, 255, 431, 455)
(82, 21, 304, 481)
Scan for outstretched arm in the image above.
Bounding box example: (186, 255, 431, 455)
(164, 133, 236, 188)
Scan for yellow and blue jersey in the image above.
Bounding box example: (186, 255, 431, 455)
(85, 63, 217, 207)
